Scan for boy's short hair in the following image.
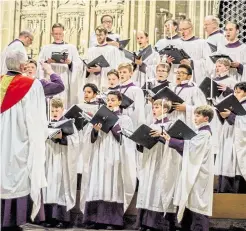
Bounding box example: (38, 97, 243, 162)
(51, 97, 64, 108)
(118, 63, 133, 73)
(194, 105, 214, 122)
(178, 64, 192, 75)
(153, 99, 172, 113)
(107, 69, 119, 78)
(107, 91, 122, 102)
(95, 26, 108, 35)
(234, 82, 246, 92)
(83, 83, 99, 94)
(216, 58, 231, 68)
(157, 63, 171, 73)
(27, 59, 37, 67)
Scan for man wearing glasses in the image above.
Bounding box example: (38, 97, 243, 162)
(178, 19, 212, 85)
(0, 31, 33, 75)
(89, 15, 120, 48)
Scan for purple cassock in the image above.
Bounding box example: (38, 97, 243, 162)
(168, 125, 212, 231)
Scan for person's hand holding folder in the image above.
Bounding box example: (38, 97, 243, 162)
(173, 102, 186, 112)
(160, 132, 171, 141)
(93, 123, 102, 131)
(47, 58, 56, 64)
(87, 64, 102, 73)
(166, 56, 175, 64)
(53, 131, 63, 139)
(135, 57, 143, 66)
(231, 62, 240, 68)
(220, 109, 231, 118)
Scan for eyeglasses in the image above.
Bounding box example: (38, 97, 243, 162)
(176, 71, 188, 75)
(179, 27, 191, 32)
(102, 20, 112, 24)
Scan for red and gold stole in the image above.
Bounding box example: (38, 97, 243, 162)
(0, 74, 35, 113)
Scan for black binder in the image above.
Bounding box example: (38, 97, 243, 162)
(152, 87, 184, 104)
(199, 77, 222, 99)
(51, 51, 68, 63)
(49, 119, 74, 136)
(209, 54, 233, 63)
(83, 55, 110, 68)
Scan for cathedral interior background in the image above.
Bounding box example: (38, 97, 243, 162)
(0, 0, 245, 58)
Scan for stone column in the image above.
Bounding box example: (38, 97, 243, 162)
(199, 0, 205, 38)
(148, 1, 156, 45)
(129, 0, 136, 51)
(137, 0, 147, 31)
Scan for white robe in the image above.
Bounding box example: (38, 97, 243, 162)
(169, 84, 207, 129)
(155, 36, 182, 52)
(215, 100, 246, 179)
(132, 48, 160, 87)
(80, 115, 136, 213)
(42, 124, 79, 211)
(1, 40, 28, 75)
(173, 129, 214, 222)
(206, 31, 226, 53)
(217, 42, 246, 82)
(136, 122, 182, 214)
(120, 81, 146, 129)
(85, 45, 125, 90)
(89, 32, 120, 48)
(1, 79, 48, 220)
(179, 38, 212, 85)
(37, 43, 84, 108)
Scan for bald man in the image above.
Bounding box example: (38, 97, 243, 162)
(1, 31, 33, 75)
(204, 15, 226, 52)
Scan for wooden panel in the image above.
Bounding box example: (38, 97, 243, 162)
(212, 193, 246, 219)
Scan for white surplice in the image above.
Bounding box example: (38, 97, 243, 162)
(80, 115, 136, 213)
(136, 122, 182, 214)
(173, 127, 214, 222)
(120, 80, 146, 129)
(42, 124, 79, 211)
(1, 79, 48, 220)
(215, 99, 246, 180)
(0, 40, 28, 75)
(132, 48, 160, 87)
(169, 82, 207, 129)
(206, 30, 226, 53)
(37, 43, 84, 108)
(179, 37, 212, 85)
(85, 44, 124, 90)
(217, 41, 246, 82)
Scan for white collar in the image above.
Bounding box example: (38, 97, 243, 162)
(121, 79, 133, 86)
(196, 122, 210, 129)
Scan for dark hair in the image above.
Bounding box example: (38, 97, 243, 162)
(225, 21, 240, 30)
(178, 64, 192, 75)
(107, 91, 122, 102)
(107, 69, 119, 78)
(194, 105, 214, 122)
(101, 15, 113, 23)
(27, 59, 37, 67)
(138, 31, 149, 38)
(234, 82, 246, 92)
(164, 19, 179, 31)
(83, 83, 99, 94)
(52, 23, 65, 31)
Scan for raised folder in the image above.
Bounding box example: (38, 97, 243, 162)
(49, 119, 74, 136)
(123, 44, 153, 62)
(215, 94, 246, 115)
(152, 87, 184, 104)
(106, 37, 130, 50)
(64, 105, 85, 131)
(167, 119, 197, 140)
(199, 77, 222, 99)
(83, 55, 110, 69)
(207, 42, 217, 53)
(120, 94, 134, 109)
(209, 54, 233, 63)
(90, 105, 119, 133)
(122, 124, 159, 149)
(158, 45, 190, 64)
(51, 51, 69, 63)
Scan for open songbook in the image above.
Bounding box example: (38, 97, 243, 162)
(123, 44, 153, 62)
(47, 128, 61, 139)
(83, 55, 110, 69)
(51, 50, 69, 63)
(106, 37, 130, 50)
(49, 118, 74, 136)
(158, 45, 190, 64)
(199, 77, 222, 99)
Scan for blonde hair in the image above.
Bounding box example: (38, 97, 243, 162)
(216, 58, 231, 67)
(156, 63, 171, 73)
(153, 99, 172, 113)
(194, 105, 214, 122)
(118, 63, 133, 73)
(51, 97, 64, 108)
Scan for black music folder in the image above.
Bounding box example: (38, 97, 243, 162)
(120, 94, 134, 109)
(207, 42, 217, 53)
(209, 54, 233, 63)
(64, 105, 85, 131)
(106, 37, 130, 50)
(152, 87, 184, 104)
(49, 119, 75, 136)
(83, 55, 110, 68)
(51, 51, 68, 63)
(199, 77, 222, 99)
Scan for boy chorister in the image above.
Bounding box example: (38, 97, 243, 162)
(80, 91, 136, 229)
(215, 82, 246, 193)
(42, 98, 79, 228)
(170, 64, 207, 129)
(136, 99, 181, 231)
(161, 105, 214, 231)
